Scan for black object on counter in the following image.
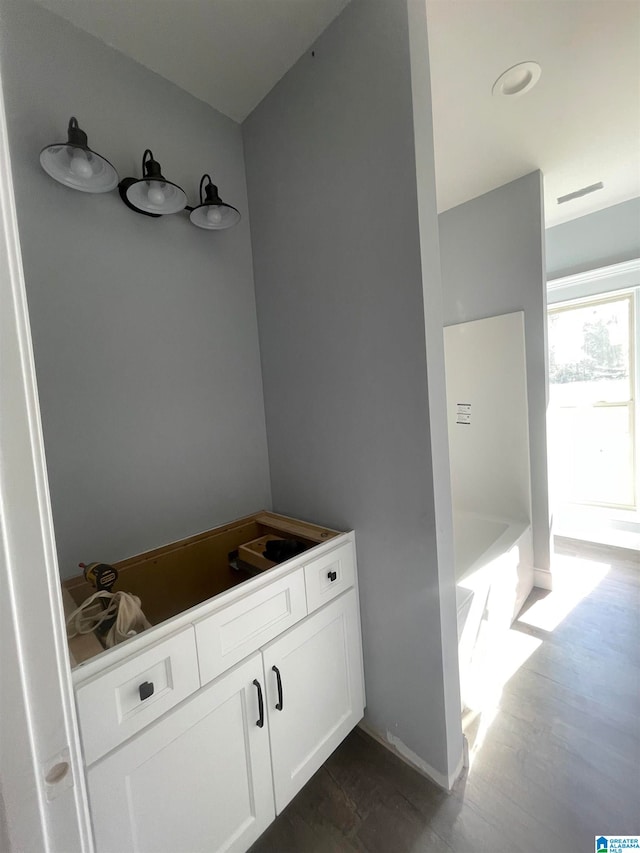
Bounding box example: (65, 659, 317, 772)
(80, 561, 119, 592)
(263, 538, 308, 564)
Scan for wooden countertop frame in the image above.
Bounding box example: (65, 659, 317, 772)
(63, 511, 342, 671)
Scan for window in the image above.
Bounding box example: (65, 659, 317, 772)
(548, 291, 636, 509)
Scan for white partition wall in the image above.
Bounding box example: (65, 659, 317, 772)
(445, 312, 535, 705)
(438, 172, 550, 577)
(444, 311, 532, 523)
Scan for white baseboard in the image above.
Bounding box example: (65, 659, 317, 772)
(462, 733, 470, 769)
(357, 721, 464, 791)
(533, 567, 553, 590)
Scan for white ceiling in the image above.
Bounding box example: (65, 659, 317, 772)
(36, 0, 640, 227)
(36, 0, 350, 123)
(426, 0, 640, 226)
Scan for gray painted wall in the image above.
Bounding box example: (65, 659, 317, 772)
(0, 0, 271, 577)
(244, 0, 462, 783)
(439, 172, 551, 573)
(546, 198, 640, 279)
(0, 786, 10, 853)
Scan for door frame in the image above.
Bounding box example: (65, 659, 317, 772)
(0, 67, 93, 852)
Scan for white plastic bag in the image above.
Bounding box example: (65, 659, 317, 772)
(66, 590, 152, 648)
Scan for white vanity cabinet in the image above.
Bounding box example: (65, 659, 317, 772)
(72, 529, 365, 853)
(263, 588, 364, 812)
(87, 653, 275, 853)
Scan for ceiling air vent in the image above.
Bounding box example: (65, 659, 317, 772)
(557, 182, 604, 204)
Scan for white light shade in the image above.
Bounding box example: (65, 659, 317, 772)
(189, 174, 241, 230)
(189, 203, 241, 230)
(40, 144, 119, 193)
(125, 179, 187, 215)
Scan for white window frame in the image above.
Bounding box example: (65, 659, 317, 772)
(547, 259, 640, 519)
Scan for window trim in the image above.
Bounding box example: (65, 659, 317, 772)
(547, 259, 639, 514)
(548, 257, 640, 304)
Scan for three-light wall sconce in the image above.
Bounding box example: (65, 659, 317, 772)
(39, 117, 241, 230)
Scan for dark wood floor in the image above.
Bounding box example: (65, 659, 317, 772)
(251, 540, 639, 852)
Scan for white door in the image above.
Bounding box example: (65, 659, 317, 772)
(87, 653, 274, 853)
(262, 589, 364, 813)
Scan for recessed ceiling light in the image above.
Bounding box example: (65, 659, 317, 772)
(557, 182, 604, 204)
(492, 61, 542, 98)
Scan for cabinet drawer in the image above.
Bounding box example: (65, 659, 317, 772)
(76, 626, 199, 766)
(304, 542, 355, 613)
(196, 569, 307, 686)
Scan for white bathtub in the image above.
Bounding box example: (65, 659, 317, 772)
(454, 515, 511, 581)
(453, 510, 534, 708)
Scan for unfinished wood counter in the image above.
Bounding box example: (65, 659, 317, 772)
(64, 510, 339, 666)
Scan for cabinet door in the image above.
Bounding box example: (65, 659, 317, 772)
(87, 653, 274, 853)
(262, 588, 364, 813)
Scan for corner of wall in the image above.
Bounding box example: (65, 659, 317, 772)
(407, 0, 463, 784)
